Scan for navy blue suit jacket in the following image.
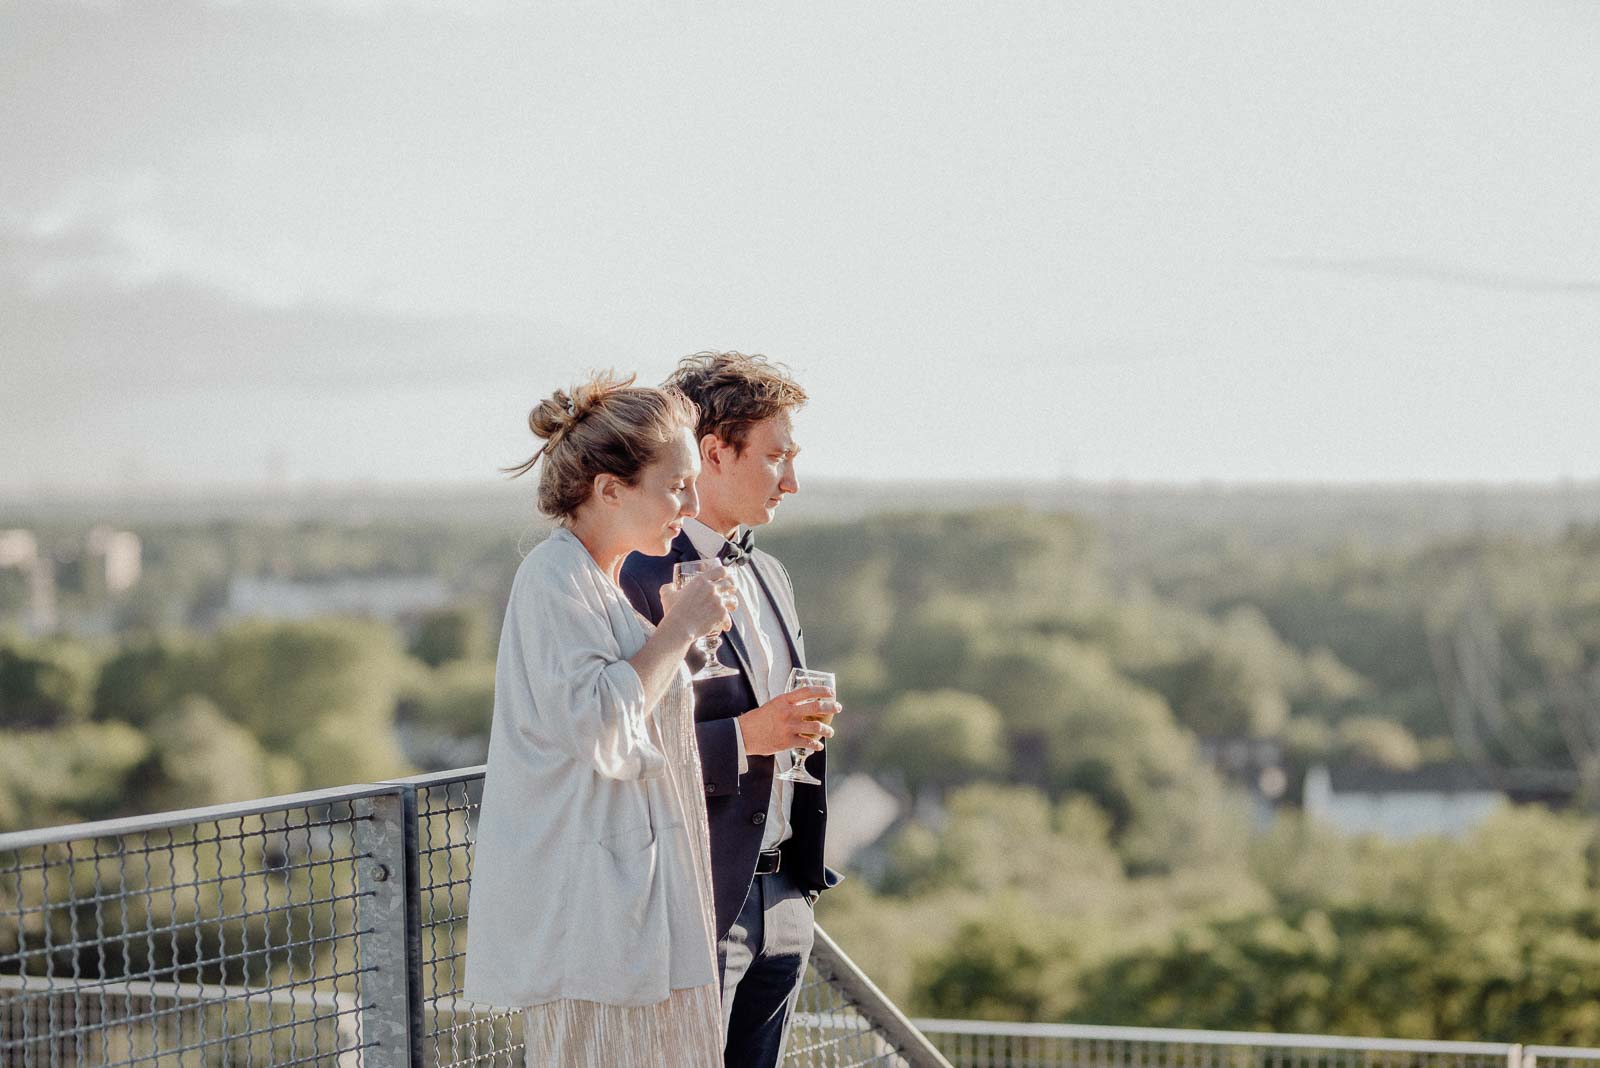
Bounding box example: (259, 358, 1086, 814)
(620, 531, 836, 941)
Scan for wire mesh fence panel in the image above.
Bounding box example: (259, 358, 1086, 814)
(40, 766, 1584, 1068)
(412, 772, 523, 1068)
(400, 768, 951, 1068)
(785, 964, 913, 1067)
(0, 789, 405, 1068)
(0, 977, 359, 1068)
(791, 927, 954, 1068)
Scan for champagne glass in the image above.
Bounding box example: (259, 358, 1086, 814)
(778, 667, 835, 785)
(673, 560, 739, 681)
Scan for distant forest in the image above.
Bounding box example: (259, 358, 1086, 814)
(5, 483, 1600, 1040)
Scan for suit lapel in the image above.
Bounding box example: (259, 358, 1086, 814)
(667, 530, 697, 570)
(718, 605, 758, 684)
(746, 553, 804, 669)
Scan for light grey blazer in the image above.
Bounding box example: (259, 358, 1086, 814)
(462, 527, 716, 1008)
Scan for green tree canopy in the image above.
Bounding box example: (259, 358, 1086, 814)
(408, 606, 489, 668)
(868, 690, 1007, 795)
(197, 619, 412, 787)
(880, 601, 988, 695)
(144, 695, 301, 810)
(397, 659, 495, 740)
(92, 637, 199, 728)
(0, 640, 96, 730)
(0, 721, 149, 829)
(1150, 608, 1298, 738)
(1333, 715, 1422, 770)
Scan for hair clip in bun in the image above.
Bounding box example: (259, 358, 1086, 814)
(564, 397, 577, 418)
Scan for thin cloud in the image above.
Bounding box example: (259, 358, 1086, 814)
(1267, 256, 1600, 296)
(0, 219, 128, 279)
(0, 217, 563, 395)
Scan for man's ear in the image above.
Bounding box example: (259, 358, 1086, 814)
(700, 433, 732, 473)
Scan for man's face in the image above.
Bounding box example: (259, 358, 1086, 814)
(718, 411, 800, 529)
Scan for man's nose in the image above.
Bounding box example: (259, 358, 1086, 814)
(779, 462, 799, 495)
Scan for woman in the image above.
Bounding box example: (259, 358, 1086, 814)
(463, 372, 731, 1066)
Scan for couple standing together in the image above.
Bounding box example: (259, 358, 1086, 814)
(464, 352, 840, 1066)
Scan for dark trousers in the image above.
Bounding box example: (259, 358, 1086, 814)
(717, 866, 815, 1068)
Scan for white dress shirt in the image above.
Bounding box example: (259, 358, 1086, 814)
(683, 518, 795, 851)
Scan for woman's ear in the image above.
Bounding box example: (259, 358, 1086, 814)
(593, 472, 625, 506)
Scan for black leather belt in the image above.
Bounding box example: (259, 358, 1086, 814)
(753, 847, 782, 876)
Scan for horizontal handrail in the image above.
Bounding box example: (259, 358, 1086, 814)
(379, 766, 488, 790)
(1526, 1050, 1600, 1063)
(0, 782, 403, 850)
(913, 1018, 1517, 1055)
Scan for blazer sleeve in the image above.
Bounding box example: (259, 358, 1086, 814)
(622, 562, 714, 673)
(626, 560, 743, 794)
(513, 571, 666, 782)
(619, 566, 660, 623)
(697, 718, 741, 797)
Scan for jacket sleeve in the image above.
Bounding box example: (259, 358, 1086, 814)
(618, 566, 660, 623)
(697, 717, 742, 797)
(622, 562, 711, 675)
(514, 571, 666, 782)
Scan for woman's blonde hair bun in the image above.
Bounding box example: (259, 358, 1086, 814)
(526, 371, 636, 451)
(507, 370, 698, 520)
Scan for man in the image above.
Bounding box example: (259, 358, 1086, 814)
(620, 351, 839, 1068)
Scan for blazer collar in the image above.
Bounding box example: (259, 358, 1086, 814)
(744, 552, 804, 670)
(674, 524, 803, 669)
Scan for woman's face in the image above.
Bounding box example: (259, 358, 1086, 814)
(615, 427, 700, 556)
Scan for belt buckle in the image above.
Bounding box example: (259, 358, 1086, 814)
(756, 848, 782, 875)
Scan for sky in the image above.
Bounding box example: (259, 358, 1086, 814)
(2, 0, 1598, 491)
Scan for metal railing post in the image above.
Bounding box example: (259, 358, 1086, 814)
(354, 789, 423, 1068)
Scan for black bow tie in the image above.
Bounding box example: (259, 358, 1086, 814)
(718, 529, 755, 566)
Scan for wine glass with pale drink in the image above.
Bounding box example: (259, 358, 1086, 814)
(672, 560, 740, 681)
(777, 667, 836, 785)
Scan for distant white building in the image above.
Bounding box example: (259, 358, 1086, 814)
(86, 527, 142, 595)
(0, 530, 38, 569)
(226, 574, 452, 621)
(1303, 763, 1504, 839)
(0, 529, 58, 633)
(823, 774, 902, 870)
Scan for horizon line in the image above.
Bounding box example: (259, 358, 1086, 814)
(4, 474, 1600, 501)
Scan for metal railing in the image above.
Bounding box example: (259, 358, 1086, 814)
(1, 767, 952, 1068)
(911, 1020, 1600, 1068)
(15, 768, 1598, 1068)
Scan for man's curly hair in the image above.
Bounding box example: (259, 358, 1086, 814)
(666, 352, 808, 455)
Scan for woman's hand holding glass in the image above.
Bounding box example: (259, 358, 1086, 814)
(664, 561, 740, 680)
